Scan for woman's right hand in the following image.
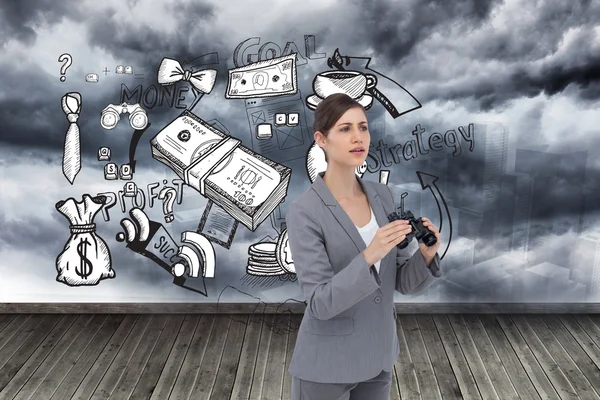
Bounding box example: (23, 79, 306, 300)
(362, 219, 412, 266)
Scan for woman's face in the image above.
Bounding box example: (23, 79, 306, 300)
(317, 106, 370, 168)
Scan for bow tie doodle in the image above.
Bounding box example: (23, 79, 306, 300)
(61, 92, 82, 184)
(157, 57, 217, 95)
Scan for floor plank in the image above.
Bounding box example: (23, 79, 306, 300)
(400, 314, 442, 400)
(149, 314, 199, 400)
(70, 314, 140, 400)
(261, 313, 290, 400)
(0, 315, 79, 399)
(249, 313, 276, 400)
(0, 314, 17, 336)
(128, 315, 186, 400)
(508, 315, 580, 399)
(230, 314, 264, 400)
(447, 314, 499, 400)
(394, 316, 422, 400)
(210, 315, 249, 400)
(574, 315, 600, 352)
(281, 314, 301, 400)
(27, 314, 108, 400)
(167, 314, 215, 400)
(461, 314, 518, 399)
(432, 315, 482, 400)
(0, 313, 599, 400)
(50, 314, 126, 400)
(109, 315, 170, 400)
(416, 315, 461, 399)
(527, 315, 600, 399)
(0, 315, 60, 390)
(478, 315, 542, 400)
(190, 315, 232, 399)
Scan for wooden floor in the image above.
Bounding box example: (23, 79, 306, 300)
(0, 314, 599, 399)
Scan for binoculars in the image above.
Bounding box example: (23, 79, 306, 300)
(386, 192, 437, 249)
(101, 102, 148, 130)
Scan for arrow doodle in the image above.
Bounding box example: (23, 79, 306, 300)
(128, 123, 152, 173)
(327, 48, 422, 119)
(416, 171, 452, 260)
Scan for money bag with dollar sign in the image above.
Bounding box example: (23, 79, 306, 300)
(55, 194, 115, 286)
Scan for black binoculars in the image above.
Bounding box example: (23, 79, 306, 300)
(386, 192, 437, 249)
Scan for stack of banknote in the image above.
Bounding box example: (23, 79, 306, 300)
(150, 110, 292, 231)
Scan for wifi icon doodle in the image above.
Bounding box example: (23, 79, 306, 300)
(172, 231, 215, 279)
(116, 208, 215, 284)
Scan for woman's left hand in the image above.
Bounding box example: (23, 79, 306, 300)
(418, 217, 441, 260)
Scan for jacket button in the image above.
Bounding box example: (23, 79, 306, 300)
(374, 296, 381, 304)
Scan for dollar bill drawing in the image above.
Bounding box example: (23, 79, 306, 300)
(226, 53, 297, 99)
(150, 110, 291, 231)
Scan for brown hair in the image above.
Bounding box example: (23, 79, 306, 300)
(312, 93, 366, 162)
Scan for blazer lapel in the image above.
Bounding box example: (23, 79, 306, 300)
(312, 171, 393, 274)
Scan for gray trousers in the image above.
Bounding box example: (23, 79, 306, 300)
(291, 369, 392, 400)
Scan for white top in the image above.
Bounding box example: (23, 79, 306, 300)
(354, 205, 381, 273)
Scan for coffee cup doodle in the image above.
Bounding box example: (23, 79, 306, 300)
(306, 70, 378, 110)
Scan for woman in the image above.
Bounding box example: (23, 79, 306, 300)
(286, 93, 443, 400)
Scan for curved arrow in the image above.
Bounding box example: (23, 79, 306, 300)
(128, 122, 152, 173)
(416, 171, 452, 260)
(327, 48, 422, 119)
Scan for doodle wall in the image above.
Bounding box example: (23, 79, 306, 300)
(1, 0, 599, 304)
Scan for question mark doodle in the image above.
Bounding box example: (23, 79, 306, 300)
(158, 187, 177, 223)
(58, 53, 73, 82)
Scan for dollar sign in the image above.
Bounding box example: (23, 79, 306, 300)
(75, 237, 93, 279)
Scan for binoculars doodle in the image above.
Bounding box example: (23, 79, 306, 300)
(100, 102, 148, 130)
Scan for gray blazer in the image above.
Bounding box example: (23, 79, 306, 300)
(285, 171, 442, 384)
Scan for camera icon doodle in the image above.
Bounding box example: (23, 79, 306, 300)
(100, 102, 148, 130)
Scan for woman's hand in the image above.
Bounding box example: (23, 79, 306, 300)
(362, 219, 412, 266)
(418, 217, 441, 264)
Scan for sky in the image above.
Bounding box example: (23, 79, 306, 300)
(0, 0, 599, 302)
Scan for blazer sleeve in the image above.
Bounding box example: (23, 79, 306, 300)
(385, 185, 442, 295)
(286, 200, 382, 320)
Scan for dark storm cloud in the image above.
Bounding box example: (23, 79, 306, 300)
(85, 2, 223, 75)
(352, 0, 600, 110)
(356, 0, 499, 64)
(471, 0, 600, 61)
(0, 0, 82, 46)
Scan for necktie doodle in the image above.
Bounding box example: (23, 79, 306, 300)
(61, 92, 82, 184)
